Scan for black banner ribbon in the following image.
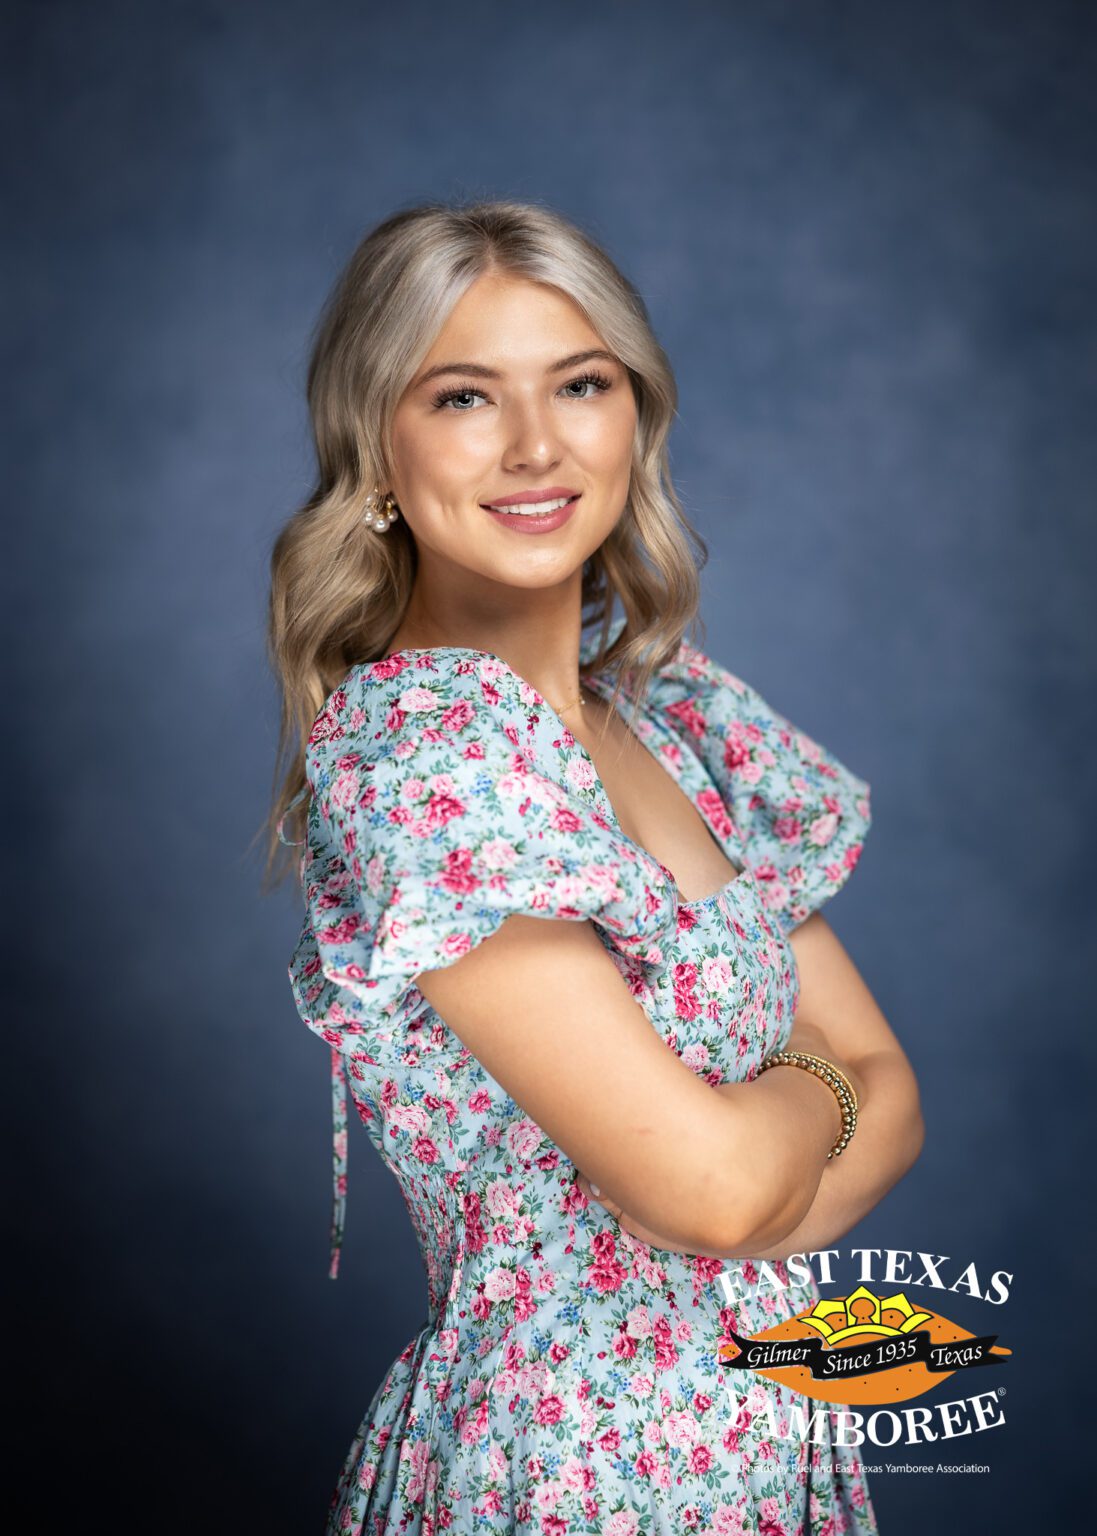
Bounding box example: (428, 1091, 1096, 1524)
(719, 1328, 1006, 1382)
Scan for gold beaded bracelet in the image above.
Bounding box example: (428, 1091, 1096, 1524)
(759, 1049, 859, 1158)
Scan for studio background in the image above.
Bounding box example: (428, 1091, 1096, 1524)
(7, 1, 1093, 1530)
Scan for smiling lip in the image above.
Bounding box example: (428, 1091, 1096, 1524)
(481, 493, 580, 535)
(480, 486, 580, 508)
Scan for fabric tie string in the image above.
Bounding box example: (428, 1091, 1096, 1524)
(329, 1046, 348, 1279)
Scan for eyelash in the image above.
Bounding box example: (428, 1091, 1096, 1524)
(430, 368, 614, 411)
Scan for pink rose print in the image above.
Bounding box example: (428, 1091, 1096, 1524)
(585, 1231, 628, 1295)
(288, 638, 877, 1535)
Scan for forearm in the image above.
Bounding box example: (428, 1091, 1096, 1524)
(585, 1047, 922, 1263)
(743, 1047, 924, 1260)
(705, 1059, 846, 1253)
(577, 1063, 838, 1257)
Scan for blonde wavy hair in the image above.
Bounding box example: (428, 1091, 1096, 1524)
(262, 198, 709, 891)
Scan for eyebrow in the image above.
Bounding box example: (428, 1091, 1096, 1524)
(412, 348, 620, 390)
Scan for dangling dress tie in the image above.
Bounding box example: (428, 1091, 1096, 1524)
(328, 1046, 348, 1279)
(279, 782, 347, 1278)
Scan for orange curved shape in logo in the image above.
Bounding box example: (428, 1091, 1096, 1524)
(718, 1286, 1011, 1405)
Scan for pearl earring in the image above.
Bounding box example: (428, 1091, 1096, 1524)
(363, 487, 400, 532)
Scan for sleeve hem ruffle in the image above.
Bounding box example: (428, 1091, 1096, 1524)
(366, 857, 677, 984)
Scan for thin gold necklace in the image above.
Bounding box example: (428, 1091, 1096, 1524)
(553, 685, 587, 713)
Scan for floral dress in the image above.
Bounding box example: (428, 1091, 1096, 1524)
(287, 612, 878, 1536)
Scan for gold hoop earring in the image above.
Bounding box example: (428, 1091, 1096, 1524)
(363, 487, 400, 532)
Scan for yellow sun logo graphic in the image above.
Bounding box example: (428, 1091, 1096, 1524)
(798, 1285, 934, 1345)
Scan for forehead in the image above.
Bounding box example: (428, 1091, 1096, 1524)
(424, 272, 604, 363)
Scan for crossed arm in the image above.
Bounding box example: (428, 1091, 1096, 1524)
(575, 914, 924, 1260)
(415, 908, 923, 1261)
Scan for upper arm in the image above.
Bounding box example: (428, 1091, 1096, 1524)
(789, 912, 923, 1130)
(416, 913, 755, 1253)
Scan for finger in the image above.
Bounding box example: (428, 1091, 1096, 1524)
(576, 1174, 620, 1218)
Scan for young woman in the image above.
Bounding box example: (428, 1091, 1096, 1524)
(268, 199, 923, 1536)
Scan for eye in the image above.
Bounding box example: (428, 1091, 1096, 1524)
(430, 368, 615, 412)
(430, 384, 486, 411)
(559, 369, 614, 400)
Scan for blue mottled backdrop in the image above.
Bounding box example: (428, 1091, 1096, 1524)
(6, 0, 1093, 1528)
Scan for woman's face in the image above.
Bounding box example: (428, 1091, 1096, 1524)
(387, 271, 638, 596)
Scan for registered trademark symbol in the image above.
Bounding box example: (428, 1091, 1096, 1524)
(997, 1387, 1006, 1398)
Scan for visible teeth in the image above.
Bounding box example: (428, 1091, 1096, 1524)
(486, 496, 573, 516)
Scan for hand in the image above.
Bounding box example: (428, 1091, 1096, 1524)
(573, 1172, 699, 1254)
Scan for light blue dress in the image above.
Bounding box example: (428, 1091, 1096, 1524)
(288, 613, 878, 1535)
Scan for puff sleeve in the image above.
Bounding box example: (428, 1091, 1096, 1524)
(289, 648, 677, 1057)
(654, 644, 873, 935)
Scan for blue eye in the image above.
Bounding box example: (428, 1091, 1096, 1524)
(559, 370, 614, 400)
(431, 385, 485, 411)
(430, 369, 614, 411)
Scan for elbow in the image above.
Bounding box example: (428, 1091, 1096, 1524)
(701, 1186, 802, 1260)
(695, 1159, 802, 1260)
(686, 1095, 815, 1258)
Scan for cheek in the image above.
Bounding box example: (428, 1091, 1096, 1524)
(392, 469, 488, 544)
(390, 412, 490, 508)
(572, 396, 638, 471)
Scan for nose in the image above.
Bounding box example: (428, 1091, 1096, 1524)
(500, 396, 563, 474)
